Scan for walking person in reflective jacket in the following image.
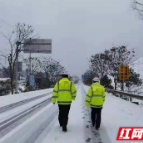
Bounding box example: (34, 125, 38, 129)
(85, 77, 105, 130)
(52, 74, 77, 132)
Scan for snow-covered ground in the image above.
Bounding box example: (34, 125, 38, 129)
(0, 83, 142, 143)
(0, 101, 57, 143)
(130, 56, 143, 79)
(0, 78, 10, 81)
(42, 86, 85, 143)
(84, 85, 143, 143)
(128, 56, 143, 94)
(0, 95, 52, 124)
(0, 88, 53, 108)
(107, 75, 115, 88)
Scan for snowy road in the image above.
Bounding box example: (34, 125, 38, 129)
(0, 89, 53, 139)
(0, 97, 52, 138)
(0, 92, 52, 114)
(0, 88, 53, 108)
(0, 84, 142, 143)
(84, 85, 143, 143)
(41, 85, 85, 143)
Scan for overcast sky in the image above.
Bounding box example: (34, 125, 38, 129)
(0, 0, 143, 77)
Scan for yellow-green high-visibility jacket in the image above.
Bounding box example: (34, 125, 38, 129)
(85, 82, 105, 108)
(52, 78, 77, 105)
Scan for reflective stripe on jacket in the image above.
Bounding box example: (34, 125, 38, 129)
(52, 78, 77, 105)
(85, 82, 105, 108)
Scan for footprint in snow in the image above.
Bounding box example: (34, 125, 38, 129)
(92, 131, 99, 137)
(86, 125, 89, 128)
(86, 138, 91, 142)
(55, 137, 59, 141)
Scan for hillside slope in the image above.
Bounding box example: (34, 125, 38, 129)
(130, 56, 143, 79)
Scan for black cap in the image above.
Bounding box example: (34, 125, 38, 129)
(61, 74, 68, 78)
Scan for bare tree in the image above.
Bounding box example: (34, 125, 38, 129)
(1, 23, 34, 94)
(90, 53, 110, 79)
(132, 0, 143, 19)
(24, 57, 41, 75)
(41, 57, 66, 84)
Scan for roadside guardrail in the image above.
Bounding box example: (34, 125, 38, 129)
(106, 88, 143, 105)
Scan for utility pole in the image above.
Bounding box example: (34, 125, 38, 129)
(30, 52, 32, 74)
(15, 41, 20, 93)
(122, 80, 124, 91)
(28, 39, 32, 90)
(15, 39, 32, 93)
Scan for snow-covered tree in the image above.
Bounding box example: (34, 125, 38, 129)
(23, 57, 41, 75)
(100, 75, 114, 89)
(85, 46, 135, 89)
(125, 68, 142, 89)
(90, 53, 110, 79)
(41, 57, 66, 84)
(82, 69, 97, 85)
(104, 46, 135, 90)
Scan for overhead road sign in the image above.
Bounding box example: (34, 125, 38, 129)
(23, 39, 52, 54)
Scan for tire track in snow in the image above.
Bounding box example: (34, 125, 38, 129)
(0, 92, 52, 114)
(22, 110, 58, 143)
(0, 97, 52, 137)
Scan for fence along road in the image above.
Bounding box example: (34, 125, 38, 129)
(106, 88, 143, 104)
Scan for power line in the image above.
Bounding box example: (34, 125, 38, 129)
(0, 18, 14, 29)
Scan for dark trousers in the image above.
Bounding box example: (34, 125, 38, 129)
(91, 107, 102, 129)
(58, 105, 71, 128)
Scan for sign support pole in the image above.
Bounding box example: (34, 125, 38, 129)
(30, 52, 32, 74)
(122, 80, 124, 91)
(15, 50, 19, 93)
(21, 38, 51, 91)
(29, 52, 32, 91)
(15, 42, 21, 93)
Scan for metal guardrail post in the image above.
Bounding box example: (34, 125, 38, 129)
(130, 97, 132, 102)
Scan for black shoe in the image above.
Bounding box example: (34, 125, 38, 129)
(96, 127, 99, 130)
(59, 122, 62, 127)
(92, 123, 95, 127)
(62, 126, 67, 132)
